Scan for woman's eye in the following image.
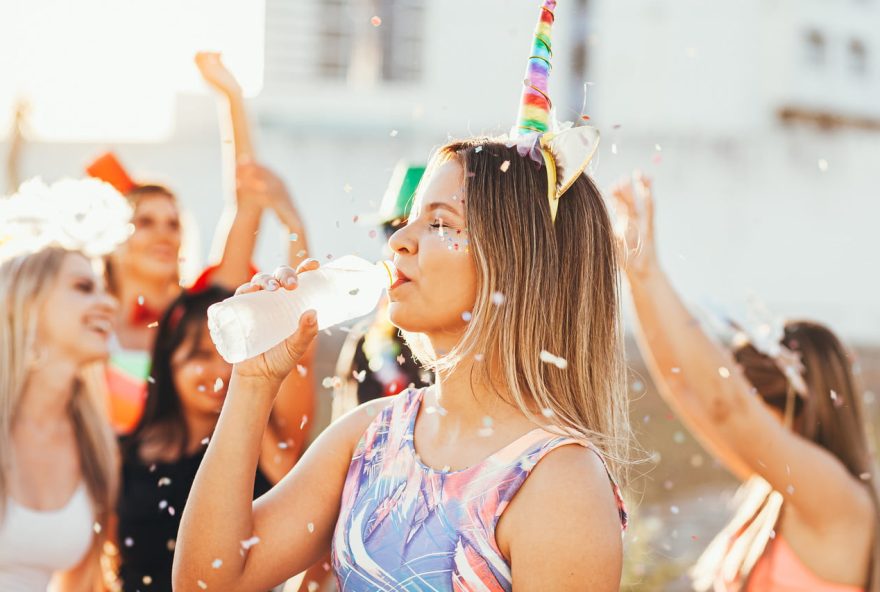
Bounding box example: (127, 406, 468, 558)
(75, 281, 94, 293)
(134, 217, 154, 229)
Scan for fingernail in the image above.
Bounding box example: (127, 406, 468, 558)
(267, 280, 279, 291)
(284, 276, 297, 287)
(305, 311, 317, 325)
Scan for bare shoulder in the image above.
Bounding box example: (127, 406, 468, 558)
(323, 392, 403, 455)
(500, 443, 624, 591)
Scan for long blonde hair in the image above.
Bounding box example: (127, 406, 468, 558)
(402, 138, 631, 481)
(0, 246, 118, 541)
(692, 321, 880, 590)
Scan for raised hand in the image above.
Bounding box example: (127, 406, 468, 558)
(195, 51, 243, 98)
(232, 259, 321, 381)
(609, 172, 658, 278)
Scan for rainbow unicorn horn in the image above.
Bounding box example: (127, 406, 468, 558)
(514, 0, 557, 136)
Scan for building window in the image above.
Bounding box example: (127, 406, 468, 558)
(264, 0, 425, 89)
(804, 29, 826, 66)
(849, 38, 868, 75)
(318, 0, 425, 84)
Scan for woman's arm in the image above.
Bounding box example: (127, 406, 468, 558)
(611, 175, 872, 531)
(173, 264, 381, 592)
(195, 52, 263, 290)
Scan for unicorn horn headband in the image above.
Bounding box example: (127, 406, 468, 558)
(511, 0, 600, 224)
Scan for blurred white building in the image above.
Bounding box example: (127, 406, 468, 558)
(2, 0, 878, 343)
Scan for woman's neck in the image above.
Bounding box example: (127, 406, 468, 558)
(183, 411, 219, 456)
(117, 274, 179, 319)
(17, 359, 79, 426)
(429, 354, 529, 440)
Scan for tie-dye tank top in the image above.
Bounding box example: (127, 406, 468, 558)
(331, 387, 627, 591)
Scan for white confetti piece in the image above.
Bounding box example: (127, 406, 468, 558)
(491, 291, 505, 305)
(240, 536, 261, 551)
(307, 522, 315, 533)
(500, 160, 510, 172)
(718, 367, 731, 378)
(158, 477, 171, 487)
(212, 559, 223, 569)
(198, 580, 208, 590)
(213, 378, 224, 392)
(539, 350, 568, 369)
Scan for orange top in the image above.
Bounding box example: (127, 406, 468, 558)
(747, 536, 864, 592)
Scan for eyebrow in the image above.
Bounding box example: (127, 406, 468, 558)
(424, 202, 463, 217)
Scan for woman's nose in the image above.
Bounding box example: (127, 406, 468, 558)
(387, 223, 416, 256)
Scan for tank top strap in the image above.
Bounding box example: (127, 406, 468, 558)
(490, 431, 628, 532)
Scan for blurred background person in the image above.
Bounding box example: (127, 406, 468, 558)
(114, 286, 308, 592)
(612, 174, 879, 591)
(92, 52, 311, 435)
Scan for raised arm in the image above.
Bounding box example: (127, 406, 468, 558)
(611, 174, 871, 531)
(172, 263, 381, 592)
(195, 51, 262, 289)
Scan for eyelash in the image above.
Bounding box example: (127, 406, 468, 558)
(75, 282, 94, 293)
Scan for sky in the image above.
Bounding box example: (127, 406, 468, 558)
(0, 0, 265, 142)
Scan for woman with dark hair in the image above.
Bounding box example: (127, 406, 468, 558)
(114, 287, 301, 592)
(612, 174, 878, 591)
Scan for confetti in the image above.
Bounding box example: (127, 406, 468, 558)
(137, 295, 144, 305)
(541, 407, 554, 418)
(300, 415, 309, 429)
(475, 146, 483, 153)
(539, 350, 568, 369)
(213, 378, 224, 392)
(201, 437, 210, 445)
(390, 129, 398, 137)
(240, 536, 261, 550)
(198, 580, 208, 590)
(307, 522, 315, 533)
(158, 477, 171, 487)
(368, 229, 377, 239)
(308, 582, 319, 592)
(147, 376, 156, 384)
(147, 321, 158, 328)
(673, 431, 685, 444)
(353, 370, 366, 383)
(343, 183, 353, 193)
(860, 472, 871, 481)
(831, 389, 844, 407)
(491, 291, 505, 305)
(670, 367, 681, 374)
(611, 143, 618, 155)
(474, 353, 484, 362)
(654, 144, 662, 152)
(349, 288, 360, 296)
(818, 158, 829, 172)
(396, 354, 406, 365)
(670, 505, 680, 515)
(718, 367, 731, 378)
(297, 364, 308, 377)
(124, 537, 134, 547)
(289, 233, 298, 242)
(500, 160, 510, 172)
(370, 15, 382, 26)
(461, 311, 472, 322)
(478, 416, 494, 438)
(143, 575, 153, 585)
(167, 539, 176, 551)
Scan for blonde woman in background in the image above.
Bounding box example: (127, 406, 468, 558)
(0, 246, 120, 591)
(612, 174, 878, 591)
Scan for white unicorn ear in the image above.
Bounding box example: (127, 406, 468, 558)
(541, 126, 601, 199)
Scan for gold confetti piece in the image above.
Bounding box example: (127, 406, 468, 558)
(147, 321, 158, 328)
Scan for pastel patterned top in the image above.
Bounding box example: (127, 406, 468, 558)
(332, 388, 627, 591)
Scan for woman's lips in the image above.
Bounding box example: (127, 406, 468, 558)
(390, 269, 412, 291)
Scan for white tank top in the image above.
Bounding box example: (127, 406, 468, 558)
(0, 483, 94, 591)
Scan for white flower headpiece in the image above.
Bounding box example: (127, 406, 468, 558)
(731, 296, 808, 397)
(0, 177, 133, 262)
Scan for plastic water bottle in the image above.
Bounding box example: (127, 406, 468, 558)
(207, 255, 395, 363)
